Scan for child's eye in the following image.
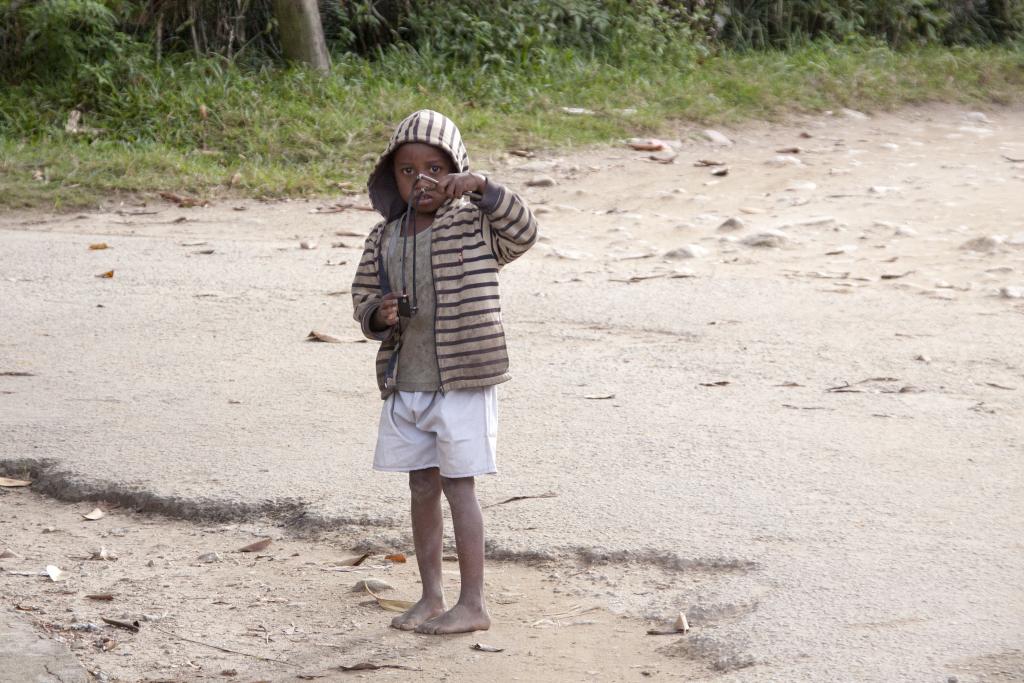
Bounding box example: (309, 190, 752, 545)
(430, 165, 441, 173)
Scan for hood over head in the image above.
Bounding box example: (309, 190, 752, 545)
(367, 110, 470, 221)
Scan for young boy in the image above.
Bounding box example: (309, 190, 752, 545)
(351, 110, 538, 634)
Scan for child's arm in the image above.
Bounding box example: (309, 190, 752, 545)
(475, 180, 539, 266)
(438, 172, 538, 266)
(351, 222, 394, 341)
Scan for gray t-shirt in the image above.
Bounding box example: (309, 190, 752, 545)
(384, 220, 440, 392)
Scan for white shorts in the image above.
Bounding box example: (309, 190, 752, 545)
(374, 387, 498, 478)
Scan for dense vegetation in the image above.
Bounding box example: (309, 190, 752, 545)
(1, 1, 1022, 207)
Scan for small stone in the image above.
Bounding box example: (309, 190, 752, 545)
(914, 354, 931, 363)
(0, 548, 21, 559)
(869, 185, 901, 195)
(766, 155, 803, 168)
(895, 225, 918, 237)
(841, 108, 869, 120)
(742, 230, 789, 248)
(1000, 286, 1024, 299)
(717, 217, 745, 233)
(947, 676, 959, 683)
(702, 129, 732, 146)
(879, 143, 900, 151)
(351, 578, 394, 593)
(960, 236, 1003, 252)
(197, 552, 221, 563)
(964, 112, 989, 124)
(664, 245, 709, 260)
(299, 239, 317, 250)
(527, 175, 556, 188)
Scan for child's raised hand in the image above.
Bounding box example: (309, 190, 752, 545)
(436, 172, 486, 199)
(374, 292, 400, 329)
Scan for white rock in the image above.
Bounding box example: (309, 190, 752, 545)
(527, 175, 556, 188)
(742, 230, 789, 248)
(842, 108, 869, 120)
(1007, 232, 1024, 246)
(766, 155, 803, 168)
(702, 129, 732, 146)
(960, 236, 1004, 252)
(198, 552, 222, 563)
(351, 578, 393, 593)
(895, 225, 918, 237)
(964, 111, 991, 124)
(664, 244, 709, 259)
(717, 217, 746, 233)
(1000, 286, 1024, 299)
(879, 143, 900, 151)
(299, 239, 317, 250)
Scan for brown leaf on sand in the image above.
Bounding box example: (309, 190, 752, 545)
(82, 508, 106, 521)
(1002, 154, 1024, 163)
(305, 330, 342, 343)
(89, 243, 109, 250)
(699, 381, 731, 387)
(338, 662, 418, 672)
(776, 146, 802, 154)
(880, 271, 915, 280)
(483, 491, 558, 509)
(0, 371, 34, 377)
(102, 617, 140, 633)
(96, 270, 114, 279)
(472, 643, 505, 653)
(159, 191, 206, 208)
(385, 553, 407, 563)
(365, 587, 415, 613)
(0, 477, 32, 487)
(710, 167, 729, 176)
(86, 594, 114, 601)
(238, 538, 272, 553)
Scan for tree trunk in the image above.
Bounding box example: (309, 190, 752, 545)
(272, 0, 330, 71)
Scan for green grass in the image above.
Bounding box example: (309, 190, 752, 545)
(2, 41, 1022, 209)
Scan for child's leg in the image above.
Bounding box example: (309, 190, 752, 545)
(391, 467, 447, 630)
(416, 475, 491, 634)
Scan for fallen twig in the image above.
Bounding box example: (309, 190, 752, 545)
(150, 625, 299, 667)
(483, 491, 557, 509)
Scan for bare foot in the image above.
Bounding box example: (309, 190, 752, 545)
(415, 603, 491, 635)
(390, 597, 446, 631)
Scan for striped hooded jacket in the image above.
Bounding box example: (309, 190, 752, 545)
(352, 110, 538, 399)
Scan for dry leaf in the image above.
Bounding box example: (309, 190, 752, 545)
(305, 330, 342, 343)
(776, 147, 802, 154)
(194, 248, 215, 255)
(385, 553, 407, 563)
(239, 538, 272, 553)
(1, 548, 22, 559)
(82, 507, 106, 521)
(46, 565, 67, 582)
(335, 553, 370, 566)
(96, 270, 114, 279)
(89, 243, 109, 250)
(338, 663, 415, 672)
(483, 492, 558, 509)
(366, 587, 414, 613)
(472, 643, 505, 653)
(880, 271, 915, 280)
(710, 167, 729, 176)
(86, 594, 114, 601)
(0, 477, 31, 487)
(693, 159, 725, 167)
(699, 381, 731, 387)
(584, 393, 615, 400)
(102, 617, 140, 632)
(335, 229, 364, 236)
(159, 191, 206, 208)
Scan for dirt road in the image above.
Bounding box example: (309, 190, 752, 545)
(2, 104, 1023, 681)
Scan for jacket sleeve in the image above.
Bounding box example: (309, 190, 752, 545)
(475, 180, 538, 267)
(351, 221, 393, 342)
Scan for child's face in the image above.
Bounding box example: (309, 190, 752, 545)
(392, 142, 453, 217)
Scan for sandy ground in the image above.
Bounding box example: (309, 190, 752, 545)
(1, 103, 1023, 682)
